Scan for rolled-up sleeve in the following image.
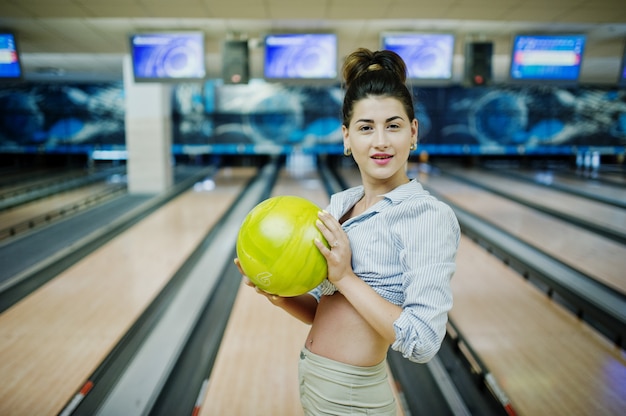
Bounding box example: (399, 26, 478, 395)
(391, 200, 460, 363)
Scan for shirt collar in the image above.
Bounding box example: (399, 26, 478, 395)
(334, 179, 425, 218)
(382, 179, 425, 205)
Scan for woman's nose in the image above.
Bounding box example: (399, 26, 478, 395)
(373, 129, 389, 147)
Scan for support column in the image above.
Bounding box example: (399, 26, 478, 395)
(123, 55, 173, 194)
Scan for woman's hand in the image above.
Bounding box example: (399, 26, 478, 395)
(315, 212, 402, 343)
(233, 258, 319, 323)
(314, 210, 353, 286)
(233, 258, 284, 304)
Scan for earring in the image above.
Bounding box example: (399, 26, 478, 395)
(344, 147, 352, 156)
(410, 143, 417, 151)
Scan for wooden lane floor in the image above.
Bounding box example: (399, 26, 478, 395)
(482, 166, 626, 204)
(452, 234, 626, 415)
(444, 167, 626, 237)
(340, 166, 626, 415)
(421, 173, 626, 295)
(199, 168, 406, 416)
(0, 167, 89, 195)
(199, 268, 312, 415)
(0, 166, 257, 416)
(0, 182, 121, 233)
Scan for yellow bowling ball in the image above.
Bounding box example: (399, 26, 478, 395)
(236, 195, 329, 297)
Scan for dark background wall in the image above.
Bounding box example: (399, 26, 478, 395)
(0, 80, 624, 159)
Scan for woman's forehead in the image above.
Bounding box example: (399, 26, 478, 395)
(351, 96, 407, 120)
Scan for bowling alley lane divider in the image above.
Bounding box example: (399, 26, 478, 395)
(191, 379, 209, 416)
(0, 181, 127, 241)
(427, 187, 626, 348)
(446, 321, 517, 416)
(58, 381, 94, 416)
(60, 161, 280, 416)
(442, 168, 626, 245)
(0, 165, 126, 211)
(0, 165, 220, 314)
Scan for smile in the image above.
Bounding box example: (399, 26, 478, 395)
(371, 154, 393, 164)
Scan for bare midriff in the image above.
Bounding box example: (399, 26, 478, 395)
(305, 292, 390, 367)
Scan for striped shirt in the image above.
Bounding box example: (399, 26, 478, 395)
(310, 179, 460, 363)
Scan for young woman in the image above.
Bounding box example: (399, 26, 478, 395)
(235, 48, 460, 415)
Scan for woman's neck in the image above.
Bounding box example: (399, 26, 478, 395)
(358, 174, 409, 210)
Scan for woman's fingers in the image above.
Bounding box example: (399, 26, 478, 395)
(316, 211, 341, 247)
(234, 259, 281, 304)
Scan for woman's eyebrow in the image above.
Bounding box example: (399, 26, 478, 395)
(355, 115, 404, 123)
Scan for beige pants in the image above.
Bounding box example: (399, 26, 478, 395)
(298, 347, 397, 415)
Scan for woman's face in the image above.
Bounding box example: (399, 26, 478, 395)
(343, 96, 418, 185)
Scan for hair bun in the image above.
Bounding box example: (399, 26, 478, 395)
(342, 48, 407, 88)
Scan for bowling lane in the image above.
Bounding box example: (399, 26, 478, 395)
(444, 166, 626, 238)
(0, 167, 90, 196)
(451, 234, 626, 415)
(339, 165, 626, 415)
(578, 165, 626, 187)
(482, 166, 626, 205)
(598, 171, 626, 186)
(0, 167, 256, 416)
(0, 167, 51, 188)
(200, 167, 406, 416)
(422, 172, 625, 295)
(0, 181, 124, 239)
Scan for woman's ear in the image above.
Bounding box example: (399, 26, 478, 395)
(342, 124, 350, 148)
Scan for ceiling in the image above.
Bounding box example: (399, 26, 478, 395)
(1, 0, 626, 84)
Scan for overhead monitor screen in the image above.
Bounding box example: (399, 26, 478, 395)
(381, 32, 455, 80)
(509, 34, 586, 82)
(0, 33, 22, 79)
(264, 33, 338, 80)
(130, 32, 206, 82)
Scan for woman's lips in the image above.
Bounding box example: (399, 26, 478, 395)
(371, 154, 393, 165)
